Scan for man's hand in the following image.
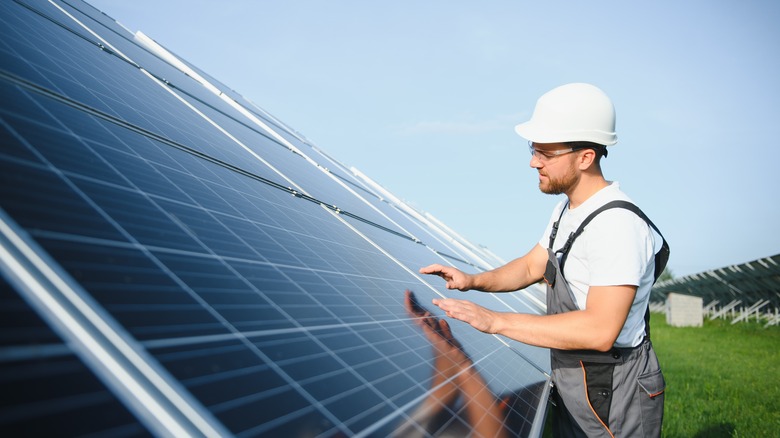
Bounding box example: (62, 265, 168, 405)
(419, 264, 473, 291)
(432, 298, 499, 334)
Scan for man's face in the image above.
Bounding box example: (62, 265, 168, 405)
(529, 142, 581, 195)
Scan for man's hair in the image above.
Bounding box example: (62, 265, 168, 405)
(566, 141, 608, 159)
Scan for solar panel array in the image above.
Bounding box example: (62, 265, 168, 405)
(652, 254, 780, 309)
(0, 1, 551, 436)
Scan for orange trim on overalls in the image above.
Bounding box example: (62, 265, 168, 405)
(580, 360, 615, 438)
(648, 389, 665, 398)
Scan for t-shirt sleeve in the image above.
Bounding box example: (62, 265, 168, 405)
(584, 209, 656, 287)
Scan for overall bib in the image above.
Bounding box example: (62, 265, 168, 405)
(544, 201, 669, 438)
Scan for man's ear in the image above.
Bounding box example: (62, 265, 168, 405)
(577, 149, 597, 170)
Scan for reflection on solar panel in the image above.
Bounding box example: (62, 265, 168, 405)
(0, 1, 551, 436)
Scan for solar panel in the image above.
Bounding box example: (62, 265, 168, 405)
(0, 1, 551, 436)
(652, 254, 780, 309)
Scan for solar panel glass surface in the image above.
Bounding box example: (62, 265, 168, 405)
(0, 1, 550, 436)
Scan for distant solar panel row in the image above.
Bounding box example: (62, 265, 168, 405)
(0, 1, 550, 436)
(652, 254, 780, 309)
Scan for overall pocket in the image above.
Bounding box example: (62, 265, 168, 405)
(637, 368, 665, 436)
(582, 361, 615, 428)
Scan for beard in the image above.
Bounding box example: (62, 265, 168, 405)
(539, 164, 579, 195)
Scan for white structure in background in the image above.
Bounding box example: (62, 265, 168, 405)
(665, 293, 703, 327)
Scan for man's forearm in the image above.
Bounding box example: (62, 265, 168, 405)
(470, 260, 541, 292)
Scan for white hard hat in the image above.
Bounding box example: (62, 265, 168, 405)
(515, 83, 617, 146)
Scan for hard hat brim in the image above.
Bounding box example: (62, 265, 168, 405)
(514, 121, 617, 146)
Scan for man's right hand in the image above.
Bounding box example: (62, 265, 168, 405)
(419, 264, 474, 291)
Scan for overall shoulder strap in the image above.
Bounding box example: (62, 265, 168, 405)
(547, 202, 569, 250)
(557, 200, 670, 283)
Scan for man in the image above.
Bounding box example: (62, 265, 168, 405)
(420, 83, 668, 437)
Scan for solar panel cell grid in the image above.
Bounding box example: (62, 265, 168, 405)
(1, 0, 551, 436)
(0, 277, 150, 436)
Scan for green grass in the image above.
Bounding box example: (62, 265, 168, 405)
(542, 313, 780, 437)
(651, 313, 780, 437)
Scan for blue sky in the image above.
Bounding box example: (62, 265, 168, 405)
(87, 0, 780, 277)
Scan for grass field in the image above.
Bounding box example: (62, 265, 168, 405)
(651, 312, 780, 437)
(541, 313, 780, 437)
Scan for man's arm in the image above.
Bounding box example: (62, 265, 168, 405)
(433, 284, 636, 352)
(420, 244, 548, 292)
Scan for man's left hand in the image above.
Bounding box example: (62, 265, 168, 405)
(432, 298, 498, 334)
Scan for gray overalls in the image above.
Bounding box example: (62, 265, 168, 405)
(543, 201, 669, 437)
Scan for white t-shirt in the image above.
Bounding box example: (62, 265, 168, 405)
(538, 182, 663, 348)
